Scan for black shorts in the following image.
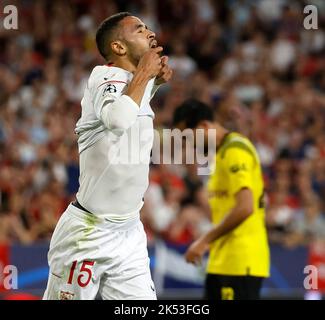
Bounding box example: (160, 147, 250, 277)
(204, 273, 264, 300)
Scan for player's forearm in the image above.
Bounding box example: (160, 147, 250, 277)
(100, 95, 139, 134)
(100, 70, 153, 134)
(126, 69, 152, 106)
(202, 206, 252, 244)
(202, 189, 253, 244)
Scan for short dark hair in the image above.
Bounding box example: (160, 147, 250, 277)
(173, 99, 214, 128)
(95, 12, 132, 60)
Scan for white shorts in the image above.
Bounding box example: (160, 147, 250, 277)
(43, 204, 157, 300)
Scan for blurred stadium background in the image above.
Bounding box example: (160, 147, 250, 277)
(0, 0, 324, 300)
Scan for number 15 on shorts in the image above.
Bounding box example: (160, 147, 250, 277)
(67, 260, 95, 287)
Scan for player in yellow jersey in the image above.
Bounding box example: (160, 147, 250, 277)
(173, 99, 270, 300)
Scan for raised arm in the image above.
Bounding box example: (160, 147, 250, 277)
(94, 47, 163, 136)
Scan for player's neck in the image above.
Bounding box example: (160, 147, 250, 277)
(109, 57, 137, 73)
(215, 126, 230, 148)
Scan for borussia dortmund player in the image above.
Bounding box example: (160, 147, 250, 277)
(173, 99, 270, 300)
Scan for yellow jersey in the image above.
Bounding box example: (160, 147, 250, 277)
(206, 132, 270, 277)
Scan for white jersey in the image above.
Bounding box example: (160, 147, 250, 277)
(74, 65, 159, 221)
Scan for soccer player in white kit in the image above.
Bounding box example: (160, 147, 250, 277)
(43, 12, 172, 300)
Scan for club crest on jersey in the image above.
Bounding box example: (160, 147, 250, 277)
(58, 290, 75, 300)
(102, 83, 117, 96)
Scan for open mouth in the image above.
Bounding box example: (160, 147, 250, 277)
(150, 40, 158, 48)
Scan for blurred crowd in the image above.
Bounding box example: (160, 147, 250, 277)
(0, 0, 324, 250)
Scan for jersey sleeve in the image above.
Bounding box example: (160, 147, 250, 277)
(222, 146, 255, 195)
(91, 74, 139, 135)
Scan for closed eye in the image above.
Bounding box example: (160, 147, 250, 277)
(136, 24, 147, 33)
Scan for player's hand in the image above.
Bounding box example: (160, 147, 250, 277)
(185, 238, 209, 265)
(137, 46, 164, 79)
(155, 56, 173, 85)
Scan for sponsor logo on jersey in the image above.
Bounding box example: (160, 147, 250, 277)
(230, 163, 247, 173)
(209, 190, 229, 198)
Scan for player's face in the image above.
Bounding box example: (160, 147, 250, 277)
(120, 16, 157, 63)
